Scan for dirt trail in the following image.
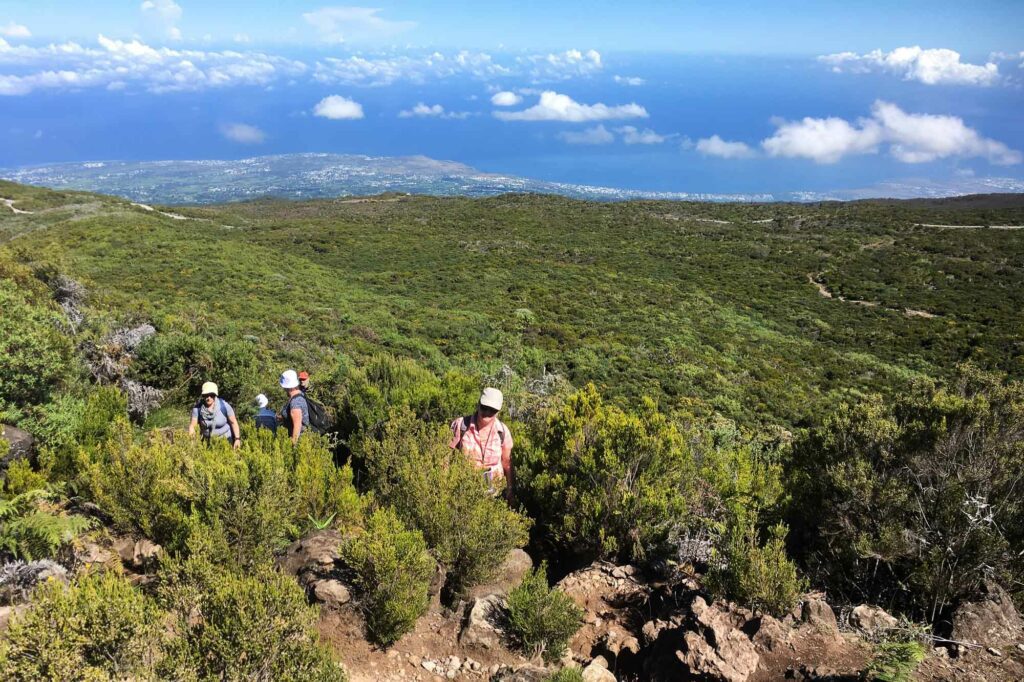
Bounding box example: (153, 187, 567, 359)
(808, 273, 940, 319)
(2, 198, 32, 215)
(914, 223, 1024, 230)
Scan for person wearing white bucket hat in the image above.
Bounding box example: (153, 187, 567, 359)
(449, 387, 514, 498)
(188, 381, 241, 448)
(278, 370, 309, 444)
(254, 393, 277, 433)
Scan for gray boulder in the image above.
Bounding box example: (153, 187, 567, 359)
(951, 582, 1023, 648)
(677, 596, 759, 682)
(460, 593, 507, 649)
(850, 605, 898, 635)
(0, 425, 35, 470)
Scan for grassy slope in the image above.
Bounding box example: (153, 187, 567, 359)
(2, 180, 1022, 427)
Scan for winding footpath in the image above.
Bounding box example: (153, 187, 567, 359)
(2, 198, 33, 215)
(808, 273, 939, 319)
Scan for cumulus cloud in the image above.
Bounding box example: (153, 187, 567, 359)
(312, 50, 511, 86)
(818, 47, 999, 86)
(303, 7, 416, 43)
(0, 35, 307, 95)
(490, 90, 522, 106)
(518, 49, 603, 81)
(618, 126, 671, 145)
(140, 0, 183, 41)
(696, 135, 757, 159)
(0, 22, 31, 39)
(313, 94, 364, 119)
(398, 102, 470, 119)
(494, 91, 647, 122)
(761, 100, 1020, 165)
(558, 125, 614, 145)
(613, 75, 644, 86)
(220, 122, 265, 144)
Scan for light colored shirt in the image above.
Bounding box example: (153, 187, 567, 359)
(449, 416, 513, 477)
(191, 398, 235, 440)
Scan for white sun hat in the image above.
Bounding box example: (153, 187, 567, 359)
(201, 381, 219, 396)
(479, 387, 504, 411)
(255, 393, 269, 408)
(279, 369, 299, 389)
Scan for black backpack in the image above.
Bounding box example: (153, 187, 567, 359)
(285, 394, 333, 434)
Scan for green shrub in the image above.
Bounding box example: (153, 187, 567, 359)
(360, 410, 530, 599)
(707, 514, 805, 617)
(865, 641, 926, 682)
(0, 488, 95, 560)
(159, 557, 342, 681)
(788, 365, 1024, 618)
(2, 459, 48, 496)
(79, 425, 365, 568)
(331, 352, 477, 444)
(342, 507, 434, 646)
(0, 571, 163, 681)
(0, 280, 75, 420)
(132, 332, 260, 404)
(506, 562, 583, 664)
(519, 385, 697, 563)
(544, 669, 585, 682)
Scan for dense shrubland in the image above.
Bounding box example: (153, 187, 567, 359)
(3, 186, 1024, 675)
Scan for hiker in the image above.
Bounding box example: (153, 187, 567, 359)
(278, 369, 309, 444)
(449, 387, 514, 497)
(298, 371, 310, 394)
(188, 382, 241, 449)
(254, 393, 277, 433)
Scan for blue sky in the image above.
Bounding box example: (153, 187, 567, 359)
(2, 1, 1023, 196)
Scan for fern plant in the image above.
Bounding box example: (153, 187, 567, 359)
(0, 489, 95, 560)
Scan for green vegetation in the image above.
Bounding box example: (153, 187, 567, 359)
(544, 668, 585, 682)
(359, 409, 530, 599)
(787, 364, 1024, 619)
(2, 183, 1024, 672)
(865, 641, 927, 682)
(158, 556, 341, 681)
(342, 507, 434, 646)
(0, 571, 162, 681)
(707, 517, 805, 617)
(506, 562, 583, 664)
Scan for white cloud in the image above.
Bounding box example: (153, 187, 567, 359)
(312, 50, 510, 86)
(696, 135, 757, 159)
(397, 102, 470, 119)
(558, 125, 614, 145)
(613, 75, 644, 86)
(618, 126, 671, 145)
(494, 91, 647, 122)
(0, 35, 308, 95)
(490, 90, 521, 106)
(520, 49, 602, 81)
(313, 94, 364, 119)
(0, 22, 31, 39)
(818, 47, 999, 86)
(140, 0, 183, 41)
(234, 33, 251, 44)
(220, 122, 265, 144)
(302, 7, 416, 43)
(761, 100, 1020, 165)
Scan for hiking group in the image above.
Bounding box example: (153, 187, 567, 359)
(188, 373, 515, 495)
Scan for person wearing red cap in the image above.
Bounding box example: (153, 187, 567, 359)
(298, 371, 310, 394)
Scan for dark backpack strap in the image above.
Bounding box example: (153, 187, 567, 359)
(457, 415, 505, 447)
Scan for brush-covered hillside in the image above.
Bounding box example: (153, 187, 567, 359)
(2, 181, 1024, 681)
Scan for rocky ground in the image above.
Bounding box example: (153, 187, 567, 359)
(272, 531, 1024, 681)
(2, 518, 1023, 681)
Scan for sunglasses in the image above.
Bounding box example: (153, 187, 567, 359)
(202, 393, 216, 399)
(479, 406, 499, 417)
